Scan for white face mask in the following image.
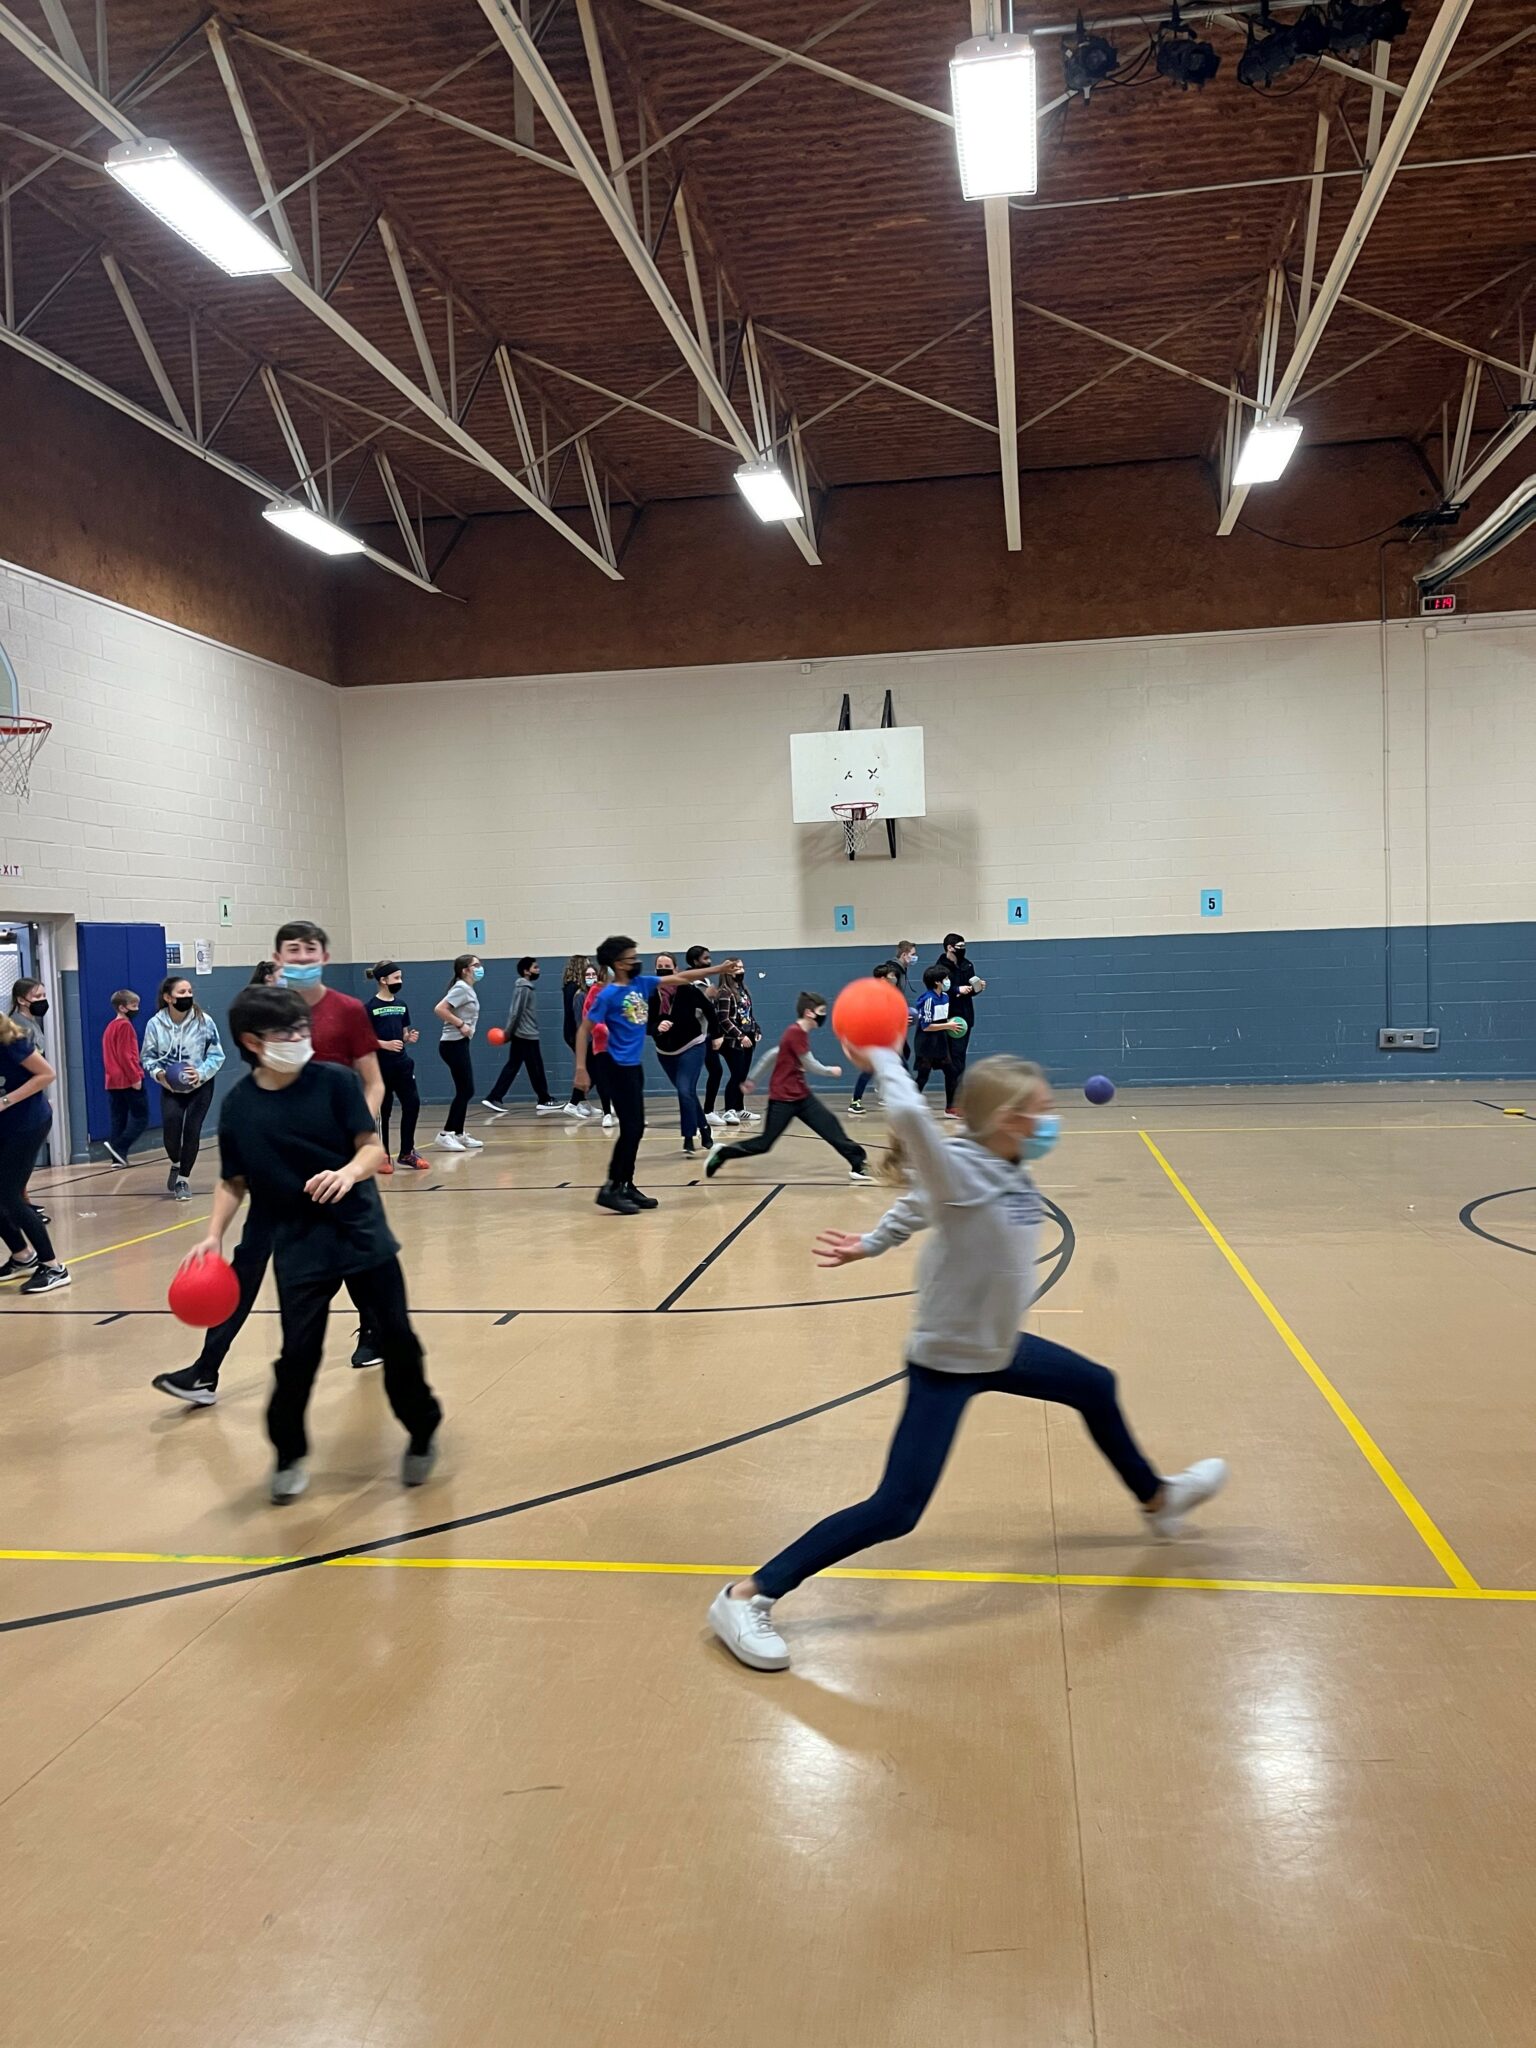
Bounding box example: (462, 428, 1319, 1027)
(261, 1038, 313, 1075)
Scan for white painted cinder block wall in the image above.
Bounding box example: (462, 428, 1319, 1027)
(340, 616, 1536, 962)
(0, 557, 351, 962)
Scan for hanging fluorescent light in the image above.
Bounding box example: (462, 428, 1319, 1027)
(262, 501, 366, 556)
(950, 33, 1038, 200)
(105, 138, 291, 277)
(734, 461, 803, 523)
(1233, 415, 1303, 487)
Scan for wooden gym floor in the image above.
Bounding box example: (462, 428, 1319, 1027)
(3, 1081, 1534, 2047)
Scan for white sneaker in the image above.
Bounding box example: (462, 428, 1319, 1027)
(708, 1585, 790, 1671)
(602, 1112, 616, 1129)
(535, 1103, 559, 1116)
(849, 1167, 873, 1183)
(563, 1101, 584, 1118)
(740, 1111, 761, 1125)
(436, 1132, 468, 1151)
(1144, 1457, 1228, 1538)
(723, 1110, 740, 1126)
(706, 1112, 726, 1128)
(578, 1104, 595, 1119)
(460, 1133, 485, 1149)
(481, 1098, 507, 1116)
(271, 1461, 309, 1505)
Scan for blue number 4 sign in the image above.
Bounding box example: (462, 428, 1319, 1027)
(1007, 897, 1030, 926)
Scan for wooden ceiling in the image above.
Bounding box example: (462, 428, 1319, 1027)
(1, 0, 1533, 575)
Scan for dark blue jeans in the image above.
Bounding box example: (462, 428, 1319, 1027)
(754, 1334, 1161, 1599)
(661, 1042, 708, 1141)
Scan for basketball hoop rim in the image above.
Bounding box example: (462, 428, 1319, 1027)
(0, 715, 51, 735)
(830, 800, 879, 823)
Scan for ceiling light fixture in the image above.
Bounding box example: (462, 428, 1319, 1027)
(950, 31, 1039, 199)
(104, 138, 291, 277)
(1062, 11, 1122, 95)
(734, 461, 803, 523)
(1232, 416, 1303, 486)
(1153, 2, 1221, 89)
(261, 501, 367, 555)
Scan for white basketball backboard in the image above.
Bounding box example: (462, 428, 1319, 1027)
(789, 725, 927, 823)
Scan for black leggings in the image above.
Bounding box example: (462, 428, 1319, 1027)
(0, 1109, 56, 1264)
(755, 1338, 1162, 1599)
(563, 1019, 586, 1105)
(161, 1080, 215, 1175)
(268, 1255, 441, 1466)
(488, 1037, 551, 1105)
(587, 1048, 616, 1116)
(380, 1059, 420, 1156)
(717, 1093, 865, 1171)
(914, 1048, 958, 1111)
(437, 1037, 475, 1134)
(724, 1043, 754, 1114)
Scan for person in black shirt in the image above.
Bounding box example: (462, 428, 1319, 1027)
(178, 983, 442, 1504)
(930, 932, 986, 1083)
(366, 960, 428, 1170)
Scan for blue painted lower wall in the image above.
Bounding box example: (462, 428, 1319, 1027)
(60, 924, 1535, 1157)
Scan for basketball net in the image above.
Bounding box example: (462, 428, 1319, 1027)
(0, 716, 51, 801)
(831, 800, 879, 859)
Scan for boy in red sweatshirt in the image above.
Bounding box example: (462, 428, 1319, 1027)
(102, 989, 147, 1167)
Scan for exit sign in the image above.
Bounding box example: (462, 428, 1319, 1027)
(1420, 592, 1456, 615)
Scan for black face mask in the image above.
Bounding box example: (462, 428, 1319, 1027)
(810, 1013, 827, 1028)
(171, 997, 194, 1014)
(29, 998, 48, 1019)
(386, 981, 403, 996)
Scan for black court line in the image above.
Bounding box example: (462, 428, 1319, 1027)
(654, 1187, 783, 1311)
(1458, 1186, 1536, 1258)
(1, 1206, 1074, 1634)
(1474, 1099, 1533, 1119)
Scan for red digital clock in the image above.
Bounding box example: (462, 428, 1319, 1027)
(1420, 592, 1457, 614)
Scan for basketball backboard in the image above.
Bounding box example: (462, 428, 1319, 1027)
(789, 725, 927, 824)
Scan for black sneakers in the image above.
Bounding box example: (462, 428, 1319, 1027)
(622, 1184, 659, 1210)
(595, 1183, 639, 1215)
(0, 1253, 39, 1284)
(19, 1264, 70, 1296)
(153, 1367, 218, 1406)
(351, 1330, 384, 1369)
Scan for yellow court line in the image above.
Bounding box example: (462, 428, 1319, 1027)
(58, 1213, 211, 1266)
(3, 1545, 1536, 1602)
(1138, 1130, 1480, 1593)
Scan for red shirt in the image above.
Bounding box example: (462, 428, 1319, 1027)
(102, 1012, 142, 1089)
(768, 1022, 811, 1102)
(307, 987, 378, 1070)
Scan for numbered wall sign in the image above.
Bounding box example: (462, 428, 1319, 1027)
(833, 905, 856, 933)
(1200, 889, 1224, 918)
(1007, 897, 1030, 926)
(465, 917, 486, 945)
(650, 912, 671, 939)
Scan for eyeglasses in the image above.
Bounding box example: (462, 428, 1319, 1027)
(261, 1028, 311, 1044)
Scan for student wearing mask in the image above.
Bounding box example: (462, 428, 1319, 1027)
(711, 963, 761, 1128)
(575, 935, 735, 1214)
(434, 953, 484, 1151)
(560, 956, 599, 1119)
(179, 982, 442, 1505)
(366, 962, 428, 1172)
(152, 920, 381, 1407)
(101, 988, 147, 1165)
(0, 1009, 70, 1294)
(648, 947, 714, 1157)
(706, 993, 870, 1183)
(931, 932, 985, 1080)
(483, 957, 557, 1116)
(708, 1047, 1226, 1672)
(848, 962, 908, 1116)
(142, 976, 225, 1197)
(912, 963, 963, 1116)
(8, 976, 48, 1037)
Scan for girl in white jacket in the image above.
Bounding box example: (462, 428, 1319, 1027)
(142, 975, 225, 1198)
(710, 1044, 1227, 1671)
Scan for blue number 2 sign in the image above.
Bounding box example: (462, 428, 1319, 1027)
(650, 912, 671, 939)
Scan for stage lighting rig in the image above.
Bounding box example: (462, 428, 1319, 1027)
(1154, 3, 1221, 89)
(1062, 11, 1123, 96)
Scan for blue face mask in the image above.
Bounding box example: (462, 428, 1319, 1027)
(472, 965, 485, 983)
(1023, 1112, 1061, 1163)
(280, 961, 323, 987)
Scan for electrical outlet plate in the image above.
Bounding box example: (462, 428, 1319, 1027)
(1378, 1027, 1440, 1051)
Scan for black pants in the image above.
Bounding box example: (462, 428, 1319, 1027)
(720, 1093, 865, 1171)
(192, 1205, 376, 1383)
(268, 1254, 441, 1467)
(605, 1062, 646, 1187)
(488, 1037, 551, 1105)
(107, 1085, 148, 1157)
(703, 1043, 724, 1114)
(0, 1109, 56, 1264)
(563, 1020, 586, 1105)
(161, 1080, 215, 1175)
(437, 1037, 475, 1134)
(380, 1058, 420, 1156)
(914, 1049, 958, 1111)
(724, 1043, 754, 1113)
(588, 1048, 616, 1115)
(756, 1338, 1161, 1599)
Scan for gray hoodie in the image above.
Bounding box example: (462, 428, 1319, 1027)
(860, 1046, 1044, 1376)
(506, 976, 539, 1040)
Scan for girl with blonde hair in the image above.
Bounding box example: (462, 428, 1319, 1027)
(710, 1042, 1227, 1671)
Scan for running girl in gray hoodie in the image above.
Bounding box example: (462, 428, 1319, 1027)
(709, 1043, 1227, 1671)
